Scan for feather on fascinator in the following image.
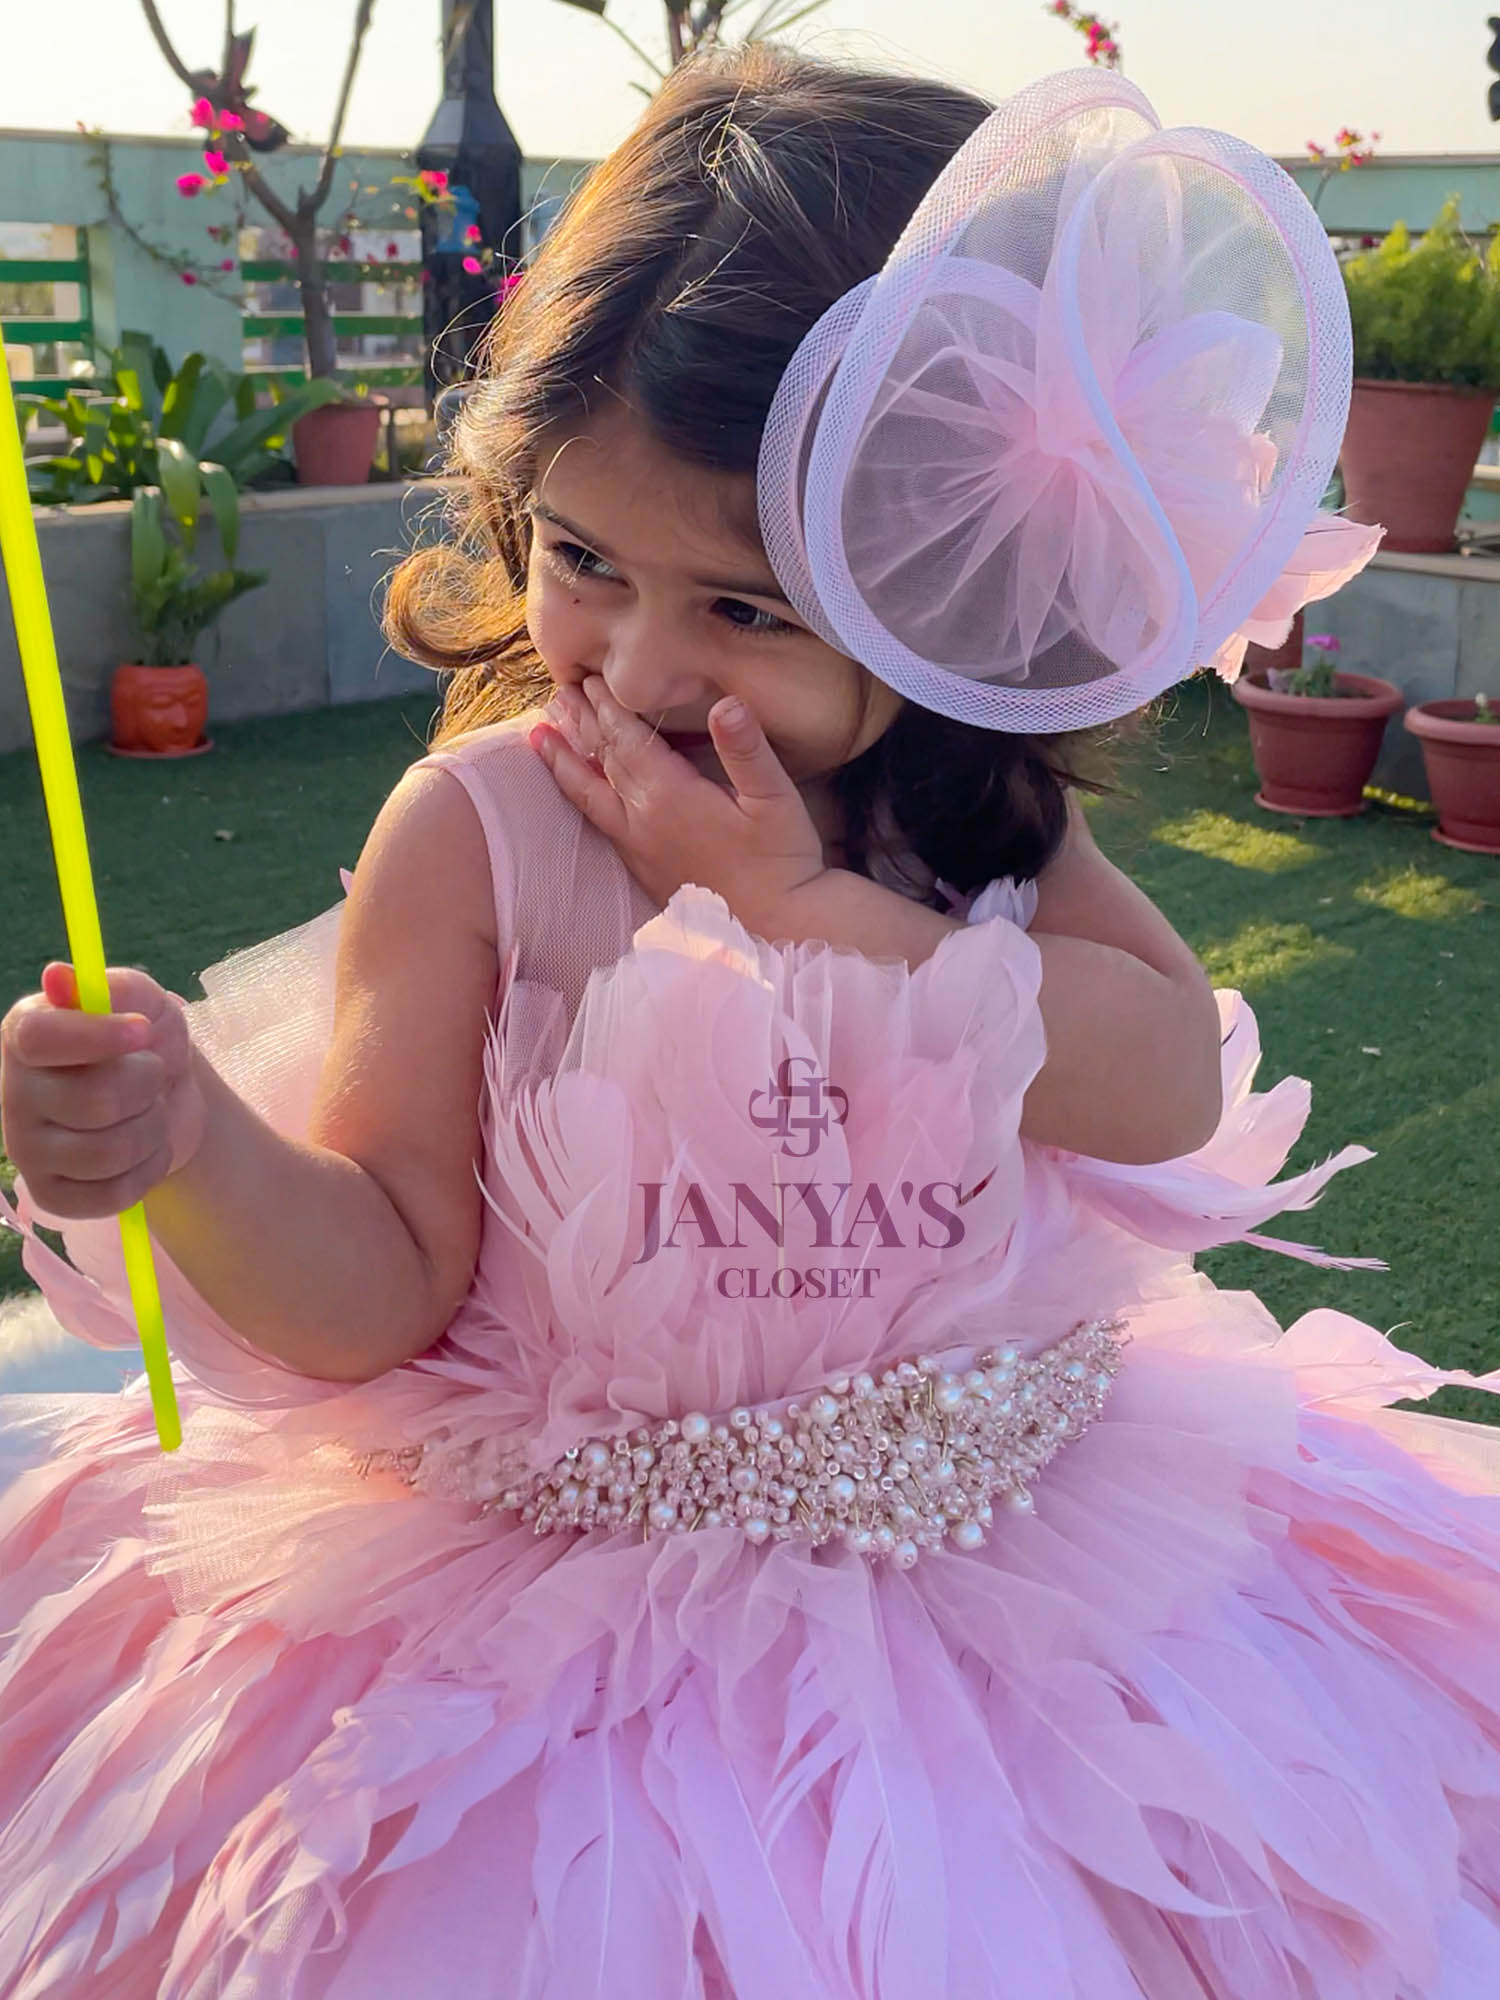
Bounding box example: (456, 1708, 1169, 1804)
(757, 68, 1382, 732)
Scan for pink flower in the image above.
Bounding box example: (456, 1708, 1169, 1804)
(1306, 633, 1341, 653)
(176, 173, 207, 197)
(180, 271, 198, 286)
(219, 258, 235, 271)
(500, 272, 524, 296)
(203, 149, 228, 176)
(419, 168, 449, 193)
(1306, 142, 1326, 159)
(219, 110, 244, 132)
(464, 223, 482, 243)
(462, 254, 483, 275)
(385, 241, 400, 257)
(190, 97, 215, 129)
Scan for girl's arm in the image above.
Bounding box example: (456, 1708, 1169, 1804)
(143, 765, 499, 1384)
(767, 794, 1222, 1166)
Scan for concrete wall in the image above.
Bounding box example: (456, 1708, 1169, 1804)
(0, 482, 446, 755)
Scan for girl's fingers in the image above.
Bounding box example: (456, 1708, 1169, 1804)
(529, 723, 624, 840)
(703, 697, 802, 809)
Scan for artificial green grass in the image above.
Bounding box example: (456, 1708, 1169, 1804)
(2, 678, 1496, 1420)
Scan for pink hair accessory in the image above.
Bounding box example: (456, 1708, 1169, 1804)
(758, 68, 1382, 733)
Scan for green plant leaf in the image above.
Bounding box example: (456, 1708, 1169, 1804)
(130, 489, 167, 597)
(158, 354, 204, 441)
(155, 436, 202, 547)
(198, 461, 240, 564)
(177, 362, 233, 456)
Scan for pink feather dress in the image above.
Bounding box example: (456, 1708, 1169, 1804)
(3, 710, 1500, 1998)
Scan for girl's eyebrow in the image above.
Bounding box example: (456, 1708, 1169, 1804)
(526, 496, 792, 605)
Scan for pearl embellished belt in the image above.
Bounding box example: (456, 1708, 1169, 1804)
(358, 1316, 1130, 1568)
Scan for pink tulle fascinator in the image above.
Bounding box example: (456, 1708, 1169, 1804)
(757, 68, 1383, 732)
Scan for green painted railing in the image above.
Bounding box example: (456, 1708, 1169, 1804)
(239, 258, 423, 389)
(0, 228, 93, 395)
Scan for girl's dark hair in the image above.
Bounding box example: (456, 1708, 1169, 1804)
(384, 40, 1125, 901)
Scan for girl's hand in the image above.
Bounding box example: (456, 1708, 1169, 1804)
(530, 675, 831, 931)
(0, 964, 207, 1219)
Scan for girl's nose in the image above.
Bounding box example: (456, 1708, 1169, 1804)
(597, 640, 716, 726)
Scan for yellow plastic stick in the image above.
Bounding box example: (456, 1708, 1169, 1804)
(0, 330, 181, 1451)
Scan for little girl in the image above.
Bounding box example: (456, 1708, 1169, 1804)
(3, 46, 1500, 2000)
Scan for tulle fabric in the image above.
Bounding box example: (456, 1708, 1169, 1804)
(758, 67, 1384, 733)
(2, 878, 1500, 1996)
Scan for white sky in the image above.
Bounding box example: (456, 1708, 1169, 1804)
(0, 0, 1492, 165)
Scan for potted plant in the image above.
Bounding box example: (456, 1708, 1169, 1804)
(1340, 198, 1500, 553)
(1232, 632, 1404, 816)
(111, 491, 267, 757)
(1404, 690, 1500, 855)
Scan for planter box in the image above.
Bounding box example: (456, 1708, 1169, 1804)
(0, 483, 441, 755)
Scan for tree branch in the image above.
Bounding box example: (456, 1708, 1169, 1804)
(311, 0, 378, 213)
(237, 155, 300, 237)
(138, 0, 204, 95)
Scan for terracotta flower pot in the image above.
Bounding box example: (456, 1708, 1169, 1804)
(108, 664, 211, 757)
(1231, 668, 1404, 817)
(1341, 379, 1495, 554)
(1403, 699, 1500, 855)
(292, 400, 383, 486)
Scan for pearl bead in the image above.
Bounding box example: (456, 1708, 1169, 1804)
(893, 1539, 920, 1569)
(846, 1527, 873, 1554)
(730, 1407, 752, 1430)
(632, 1446, 656, 1474)
(742, 1517, 771, 1545)
(872, 1526, 897, 1556)
(830, 1475, 857, 1506)
(558, 1481, 582, 1510)
(935, 1375, 964, 1412)
(889, 1459, 910, 1483)
(852, 1373, 876, 1399)
(1005, 1488, 1035, 1514)
(650, 1500, 678, 1530)
(581, 1441, 611, 1475)
(1064, 1360, 1087, 1381)
(730, 1466, 760, 1494)
(964, 1370, 987, 1391)
(951, 1520, 985, 1551)
(703, 1509, 724, 1527)
(680, 1412, 711, 1444)
(763, 1418, 784, 1441)
(809, 1393, 840, 1428)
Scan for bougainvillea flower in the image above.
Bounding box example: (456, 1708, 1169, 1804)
(385, 241, 400, 257)
(176, 173, 207, 197)
(203, 150, 228, 176)
(180, 271, 199, 286)
(462, 254, 483, 275)
(465, 223, 482, 243)
(190, 97, 215, 129)
(219, 110, 244, 132)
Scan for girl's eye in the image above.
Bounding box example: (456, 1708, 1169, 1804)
(546, 540, 799, 639)
(550, 540, 616, 582)
(716, 597, 797, 638)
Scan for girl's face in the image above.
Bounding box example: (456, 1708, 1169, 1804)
(523, 404, 901, 792)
